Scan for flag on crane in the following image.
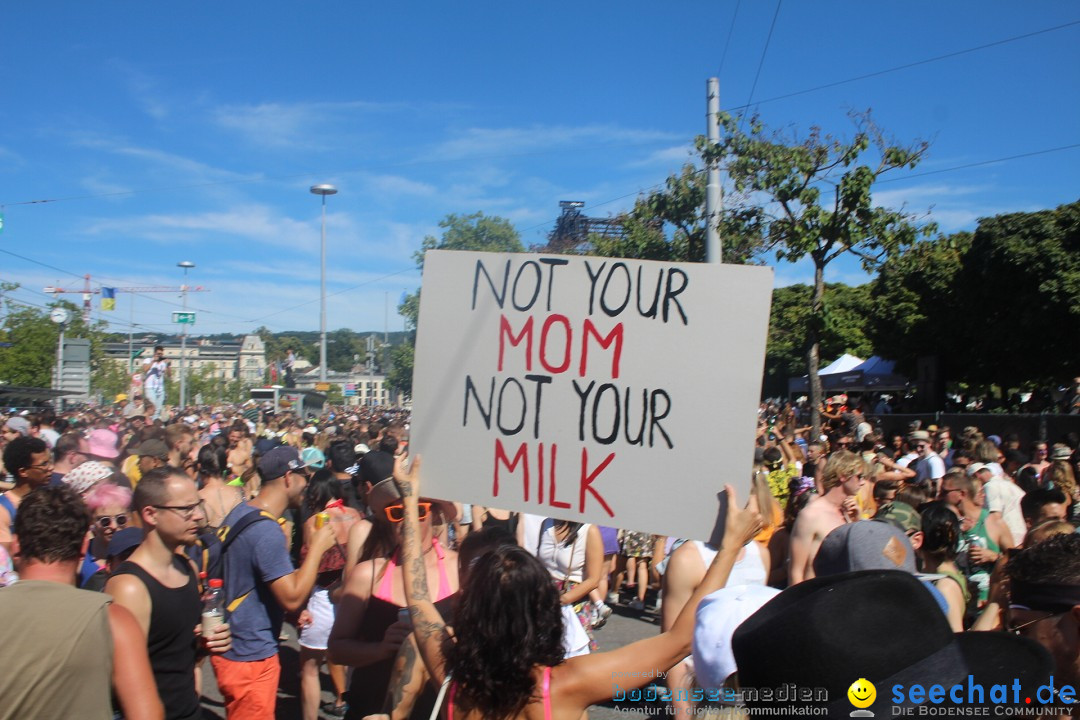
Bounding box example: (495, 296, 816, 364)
(101, 287, 116, 311)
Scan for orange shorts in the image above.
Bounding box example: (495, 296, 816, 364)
(209, 654, 280, 720)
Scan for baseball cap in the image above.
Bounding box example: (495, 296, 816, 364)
(3, 417, 30, 437)
(814, 520, 919, 576)
(300, 447, 326, 470)
(106, 527, 144, 559)
(873, 501, 921, 535)
(253, 436, 282, 456)
(257, 446, 309, 481)
(135, 439, 170, 460)
(966, 462, 990, 476)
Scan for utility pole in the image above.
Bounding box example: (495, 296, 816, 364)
(705, 77, 723, 264)
(310, 184, 338, 383)
(178, 261, 195, 409)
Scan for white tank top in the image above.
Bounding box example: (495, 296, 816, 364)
(537, 519, 590, 583)
(693, 540, 766, 586)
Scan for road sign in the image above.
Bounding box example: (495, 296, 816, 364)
(172, 312, 196, 324)
(344, 383, 357, 397)
(315, 383, 331, 392)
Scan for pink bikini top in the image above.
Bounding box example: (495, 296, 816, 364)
(447, 666, 552, 720)
(374, 538, 453, 603)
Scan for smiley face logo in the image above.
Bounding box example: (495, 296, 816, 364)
(847, 678, 876, 709)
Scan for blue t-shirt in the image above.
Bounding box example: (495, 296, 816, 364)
(220, 504, 294, 662)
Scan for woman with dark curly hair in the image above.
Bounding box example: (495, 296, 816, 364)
(394, 455, 763, 720)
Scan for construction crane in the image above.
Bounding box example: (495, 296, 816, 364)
(43, 274, 208, 324)
(44, 274, 210, 374)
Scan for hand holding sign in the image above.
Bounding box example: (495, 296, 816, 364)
(393, 453, 420, 500)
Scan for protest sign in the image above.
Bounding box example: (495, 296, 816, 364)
(410, 250, 772, 541)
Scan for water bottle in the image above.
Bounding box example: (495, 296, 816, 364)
(201, 578, 225, 638)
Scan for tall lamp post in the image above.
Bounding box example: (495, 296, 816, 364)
(310, 184, 337, 383)
(178, 261, 195, 409)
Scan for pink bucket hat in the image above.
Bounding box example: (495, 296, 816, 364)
(86, 429, 119, 459)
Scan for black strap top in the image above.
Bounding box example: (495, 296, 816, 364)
(112, 555, 202, 720)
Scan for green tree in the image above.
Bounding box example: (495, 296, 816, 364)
(94, 358, 132, 403)
(393, 212, 524, 396)
(866, 231, 971, 400)
(869, 201, 1080, 392)
(0, 293, 118, 398)
(765, 283, 875, 397)
(589, 163, 764, 265)
(386, 342, 414, 398)
(701, 112, 933, 434)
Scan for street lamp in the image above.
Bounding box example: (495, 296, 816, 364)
(310, 183, 338, 383)
(178, 261, 195, 409)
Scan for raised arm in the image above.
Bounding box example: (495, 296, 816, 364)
(269, 522, 335, 611)
(395, 455, 453, 686)
(559, 486, 763, 708)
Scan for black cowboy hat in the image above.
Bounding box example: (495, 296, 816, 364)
(732, 570, 1054, 714)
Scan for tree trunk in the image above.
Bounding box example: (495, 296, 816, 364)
(808, 259, 825, 441)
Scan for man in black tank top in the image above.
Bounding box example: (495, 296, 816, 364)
(106, 467, 233, 720)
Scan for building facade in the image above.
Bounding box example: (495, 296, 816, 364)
(293, 368, 393, 407)
(103, 334, 268, 386)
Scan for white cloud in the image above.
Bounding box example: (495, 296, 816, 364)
(623, 144, 696, 169)
(80, 176, 133, 198)
(212, 100, 403, 148)
(82, 204, 318, 250)
(430, 124, 684, 162)
(360, 172, 438, 199)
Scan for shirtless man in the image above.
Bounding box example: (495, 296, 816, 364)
(788, 450, 866, 585)
(226, 422, 254, 481)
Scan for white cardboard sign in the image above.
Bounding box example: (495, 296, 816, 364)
(410, 250, 772, 541)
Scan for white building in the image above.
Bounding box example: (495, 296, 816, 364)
(294, 368, 393, 407)
(103, 334, 268, 385)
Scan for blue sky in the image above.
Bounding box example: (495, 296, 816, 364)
(1, 2, 1077, 337)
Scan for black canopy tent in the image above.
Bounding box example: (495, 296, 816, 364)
(787, 356, 909, 396)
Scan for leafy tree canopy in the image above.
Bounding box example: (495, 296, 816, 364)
(700, 111, 933, 432)
(870, 200, 1080, 389)
(765, 283, 875, 397)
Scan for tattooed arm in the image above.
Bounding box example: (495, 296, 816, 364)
(381, 633, 428, 720)
(394, 455, 452, 685)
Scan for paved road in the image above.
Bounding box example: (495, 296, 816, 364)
(199, 593, 669, 720)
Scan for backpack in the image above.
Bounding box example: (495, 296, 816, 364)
(189, 507, 279, 613)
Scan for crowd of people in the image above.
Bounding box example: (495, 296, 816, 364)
(0, 391, 1077, 719)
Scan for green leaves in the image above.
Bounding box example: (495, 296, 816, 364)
(413, 212, 524, 271)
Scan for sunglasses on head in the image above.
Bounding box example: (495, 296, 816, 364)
(384, 502, 431, 523)
(96, 514, 129, 529)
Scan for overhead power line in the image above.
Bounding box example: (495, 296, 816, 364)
(717, 0, 742, 77)
(726, 19, 1080, 112)
(875, 143, 1080, 185)
(2, 19, 1075, 211)
(742, 0, 783, 123)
